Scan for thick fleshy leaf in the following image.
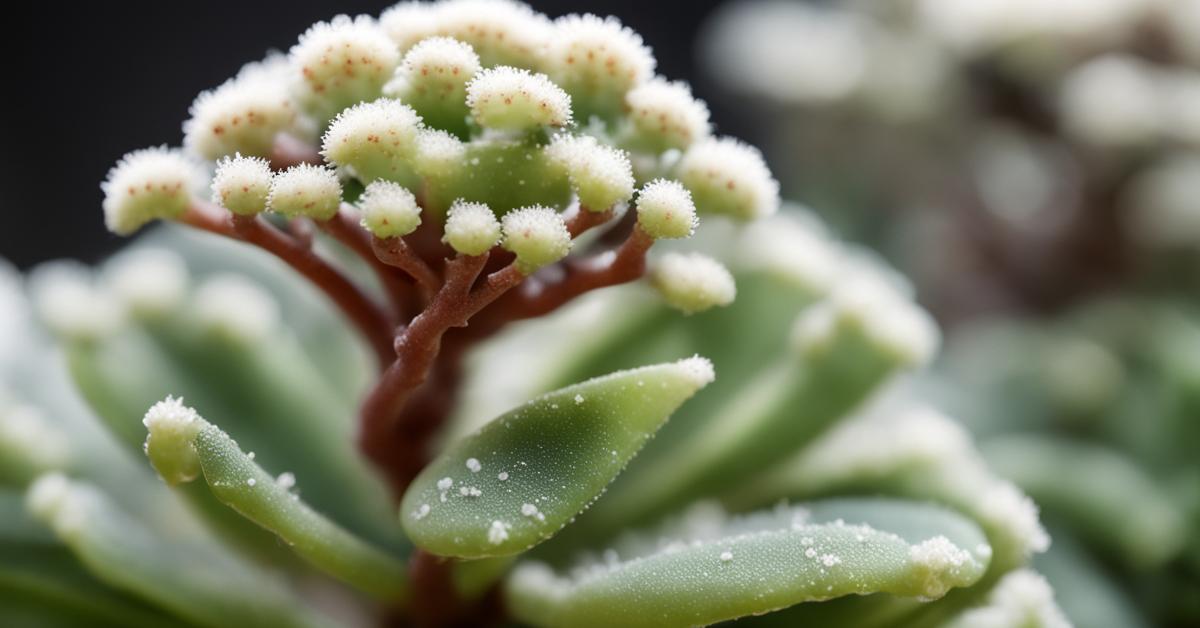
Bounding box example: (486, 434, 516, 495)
(401, 357, 716, 558)
(506, 498, 991, 628)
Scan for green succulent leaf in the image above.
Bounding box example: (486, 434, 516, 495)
(506, 498, 991, 628)
(401, 357, 716, 558)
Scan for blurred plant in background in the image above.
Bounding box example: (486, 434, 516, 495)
(0, 0, 1074, 627)
(703, 1, 1200, 626)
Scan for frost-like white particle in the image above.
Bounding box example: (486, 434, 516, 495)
(574, 394, 585, 404)
(437, 477, 454, 491)
(821, 554, 841, 567)
(719, 550, 734, 562)
(466, 458, 482, 472)
(412, 503, 431, 520)
(246, 478, 257, 487)
(488, 519, 510, 545)
(521, 503, 539, 517)
(276, 472, 296, 490)
(498, 471, 509, 481)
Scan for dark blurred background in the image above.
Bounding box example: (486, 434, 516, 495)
(0, 0, 737, 270)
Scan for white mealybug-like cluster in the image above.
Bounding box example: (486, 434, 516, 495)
(359, 180, 422, 238)
(289, 15, 400, 121)
(546, 134, 635, 211)
(387, 37, 481, 106)
(192, 274, 280, 344)
(321, 99, 424, 180)
(677, 137, 780, 220)
(466, 67, 573, 130)
(651, 252, 736, 315)
(908, 535, 976, 599)
(104, 248, 189, 318)
(183, 54, 299, 160)
(501, 206, 573, 272)
(267, 164, 343, 220)
(635, 179, 698, 240)
(101, 147, 205, 235)
(625, 78, 712, 151)
(211, 154, 273, 216)
(443, 200, 501, 256)
(141, 396, 205, 485)
(545, 14, 655, 115)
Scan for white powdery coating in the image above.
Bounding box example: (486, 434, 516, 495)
(1124, 153, 1200, 248)
(211, 154, 273, 216)
(978, 481, 1051, 557)
(380, 1, 442, 53)
(909, 535, 974, 599)
(413, 129, 466, 178)
(625, 78, 711, 149)
(675, 355, 717, 388)
(443, 200, 501, 255)
(412, 503, 431, 520)
(437, 477, 454, 490)
(359, 180, 422, 238)
(184, 54, 298, 160)
(545, 134, 634, 210)
(289, 15, 399, 114)
(429, 0, 553, 67)
(1059, 54, 1161, 147)
(635, 179, 697, 239)
(546, 14, 655, 97)
(192, 274, 280, 343)
(488, 519, 510, 544)
(651, 252, 736, 315)
(142, 395, 201, 436)
(389, 36, 481, 96)
(466, 457, 482, 472)
(101, 147, 206, 235)
(949, 570, 1071, 628)
(738, 211, 838, 295)
(466, 67, 573, 130)
(792, 270, 939, 367)
(321, 99, 423, 168)
(677, 137, 779, 220)
(267, 164, 342, 220)
(0, 405, 69, 471)
(501, 206, 573, 271)
(276, 472, 297, 490)
(105, 248, 188, 317)
(29, 262, 124, 341)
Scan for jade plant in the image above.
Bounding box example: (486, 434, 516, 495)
(3, 1, 1062, 626)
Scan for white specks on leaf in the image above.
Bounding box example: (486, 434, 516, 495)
(488, 520, 511, 545)
(246, 478, 256, 487)
(437, 477, 454, 491)
(498, 472, 509, 481)
(720, 550, 734, 562)
(466, 458, 482, 473)
(413, 504, 431, 520)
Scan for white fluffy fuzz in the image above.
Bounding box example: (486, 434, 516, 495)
(431, 0, 552, 68)
(104, 248, 189, 318)
(321, 99, 423, 174)
(625, 78, 711, 150)
(289, 15, 400, 119)
(677, 137, 779, 221)
(501, 205, 572, 272)
(101, 147, 205, 235)
(546, 14, 655, 109)
(635, 179, 697, 239)
(545, 134, 634, 210)
(267, 164, 342, 220)
(141, 396, 205, 484)
(184, 54, 299, 160)
(359, 180, 422, 238)
(443, 200, 501, 255)
(211, 154, 273, 216)
(412, 129, 467, 178)
(466, 67, 573, 130)
(380, 2, 443, 53)
(386, 36, 481, 105)
(651, 252, 736, 315)
(192, 274, 280, 344)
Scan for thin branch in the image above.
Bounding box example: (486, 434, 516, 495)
(565, 206, 615, 238)
(318, 206, 417, 321)
(180, 200, 396, 369)
(371, 235, 442, 304)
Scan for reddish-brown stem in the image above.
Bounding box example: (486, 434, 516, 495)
(270, 133, 323, 170)
(565, 206, 614, 238)
(318, 206, 417, 321)
(372, 235, 442, 304)
(407, 550, 460, 626)
(180, 201, 396, 369)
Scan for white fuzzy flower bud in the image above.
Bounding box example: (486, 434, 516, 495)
(183, 54, 299, 160)
(635, 179, 697, 239)
(1059, 54, 1160, 147)
(321, 99, 423, 182)
(738, 210, 838, 296)
(29, 263, 124, 342)
(412, 129, 467, 179)
(101, 147, 205, 235)
(289, 15, 400, 121)
(546, 14, 655, 118)
(359, 180, 422, 238)
(443, 200, 501, 255)
(211, 154, 272, 216)
(380, 1, 442, 53)
(385, 37, 481, 116)
(141, 396, 204, 484)
(625, 78, 711, 151)
(104, 248, 189, 318)
(267, 164, 342, 220)
(192, 275, 280, 344)
(677, 137, 779, 220)
(651, 252, 736, 314)
(466, 67, 573, 131)
(545, 134, 634, 210)
(433, 0, 553, 68)
(501, 206, 572, 272)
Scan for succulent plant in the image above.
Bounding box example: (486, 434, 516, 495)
(2, 1, 1061, 626)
